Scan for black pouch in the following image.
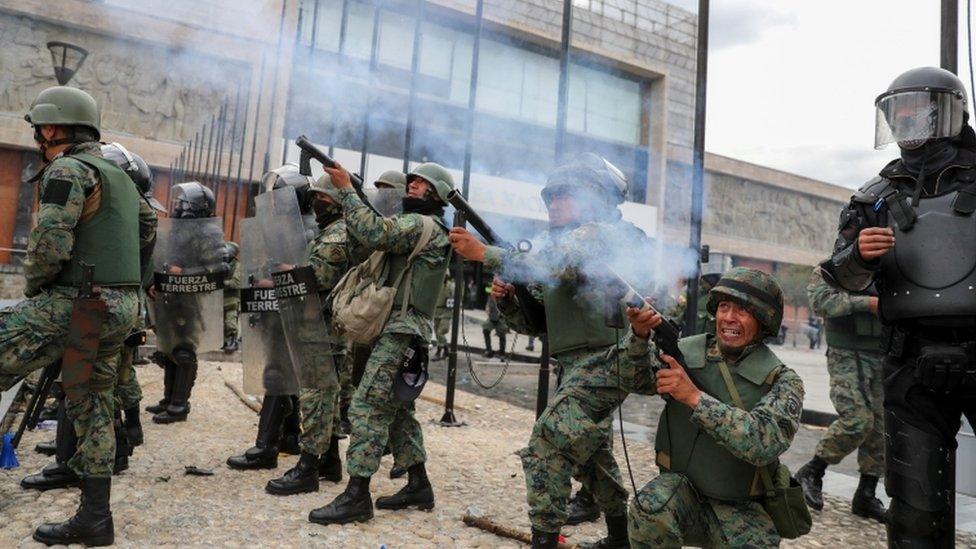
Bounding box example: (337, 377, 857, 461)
(916, 345, 971, 392)
(393, 337, 429, 403)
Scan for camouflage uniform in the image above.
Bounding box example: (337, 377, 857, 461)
(806, 271, 884, 476)
(627, 267, 804, 548)
(0, 142, 140, 477)
(341, 189, 451, 478)
(223, 253, 241, 342)
(432, 278, 454, 349)
(625, 336, 804, 548)
(485, 220, 655, 534)
(299, 217, 361, 455)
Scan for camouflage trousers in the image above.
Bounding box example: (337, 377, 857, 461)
(114, 341, 143, 410)
(433, 311, 451, 347)
(299, 353, 344, 455)
(346, 332, 426, 478)
(0, 285, 139, 477)
(815, 348, 885, 477)
(519, 384, 629, 532)
(224, 298, 239, 340)
(628, 472, 780, 548)
(337, 349, 354, 420)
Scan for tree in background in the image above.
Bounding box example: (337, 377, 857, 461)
(773, 263, 814, 346)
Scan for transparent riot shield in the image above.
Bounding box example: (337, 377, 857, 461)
(152, 217, 226, 355)
(254, 188, 337, 391)
(239, 218, 298, 395)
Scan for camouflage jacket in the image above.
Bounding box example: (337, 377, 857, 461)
(806, 268, 871, 318)
(627, 334, 805, 465)
(339, 188, 450, 338)
(137, 197, 158, 288)
(306, 217, 366, 307)
(224, 256, 242, 295)
(25, 141, 104, 296)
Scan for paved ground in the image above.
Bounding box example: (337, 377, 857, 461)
(5, 359, 976, 547)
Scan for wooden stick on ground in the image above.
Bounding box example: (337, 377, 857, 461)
(224, 380, 262, 413)
(462, 513, 578, 549)
(419, 393, 469, 412)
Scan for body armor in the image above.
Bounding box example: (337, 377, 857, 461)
(879, 187, 976, 322)
(55, 153, 141, 287)
(388, 216, 450, 318)
(655, 334, 783, 501)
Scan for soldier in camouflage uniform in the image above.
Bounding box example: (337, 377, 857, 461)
(308, 162, 453, 526)
(264, 173, 366, 496)
(222, 241, 241, 353)
(431, 276, 454, 360)
(626, 267, 805, 548)
(481, 286, 509, 359)
(450, 154, 656, 549)
(0, 86, 141, 546)
(795, 268, 886, 522)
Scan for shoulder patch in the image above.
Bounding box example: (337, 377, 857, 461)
(785, 394, 802, 419)
(41, 179, 74, 206)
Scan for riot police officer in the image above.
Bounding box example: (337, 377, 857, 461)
(148, 182, 226, 424)
(820, 66, 976, 547)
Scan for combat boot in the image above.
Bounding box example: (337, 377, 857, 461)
(579, 514, 629, 549)
(389, 465, 407, 479)
(33, 477, 114, 546)
(851, 474, 886, 523)
(34, 439, 56, 456)
(483, 331, 494, 358)
(565, 488, 601, 525)
(497, 334, 507, 360)
(319, 436, 343, 483)
(145, 359, 175, 414)
(222, 335, 239, 353)
(266, 452, 320, 495)
(375, 463, 435, 511)
(153, 351, 197, 424)
(23, 401, 80, 491)
(795, 457, 827, 511)
(279, 395, 302, 455)
(308, 476, 374, 525)
(123, 406, 143, 447)
(227, 394, 289, 470)
(530, 528, 559, 549)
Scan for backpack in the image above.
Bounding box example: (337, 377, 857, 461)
(330, 216, 437, 344)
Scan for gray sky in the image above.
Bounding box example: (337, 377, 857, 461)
(667, 0, 971, 189)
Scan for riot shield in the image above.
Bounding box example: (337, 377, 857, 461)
(255, 188, 337, 391)
(240, 218, 298, 396)
(152, 217, 225, 355)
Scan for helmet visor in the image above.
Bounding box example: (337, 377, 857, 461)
(874, 89, 965, 149)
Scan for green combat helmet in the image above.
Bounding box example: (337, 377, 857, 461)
(24, 86, 101, 139)
(408, 163, 455, 203)
(309, 172, 342, 202)
(542, 153, 627, 207)
(375, 170, 407, 191)
(706, 267, 784, 339)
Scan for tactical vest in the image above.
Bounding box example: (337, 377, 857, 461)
(388, 216, 450, 317)
(655, 334, 783, 501)
(879, 188, 976, 322)
(55, 152, 141, 287)
(543, 283, 620, 355)
(825, 311, 882, 352)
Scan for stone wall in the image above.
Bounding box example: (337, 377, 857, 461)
(0, 11, 251, 145)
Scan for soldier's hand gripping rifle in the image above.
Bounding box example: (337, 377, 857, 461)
(446, 189, 548, 332)
(294, 135, 381, 216)
(606, 267, 685, 402)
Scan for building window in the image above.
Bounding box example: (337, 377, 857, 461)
(568, 64, 642, 145)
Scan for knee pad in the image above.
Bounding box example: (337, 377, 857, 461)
(171, 347, 197, 368)
(885, 409, 953, 514)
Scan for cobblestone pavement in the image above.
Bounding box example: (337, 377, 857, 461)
(2, 360, 975, 548)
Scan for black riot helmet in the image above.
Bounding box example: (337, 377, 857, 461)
(101, 142, 165, 211)
(875, 67, 969, 150)
(262, 163, 315, 215)
(170, 182, 216, 219)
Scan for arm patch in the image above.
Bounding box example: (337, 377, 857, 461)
(41, 179, 73, 206)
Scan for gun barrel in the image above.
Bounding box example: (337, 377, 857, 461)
(446, 190, 513, 250)
(295, 135, 364, 187)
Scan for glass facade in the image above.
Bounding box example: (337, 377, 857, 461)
(290, 0, 651, 200)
